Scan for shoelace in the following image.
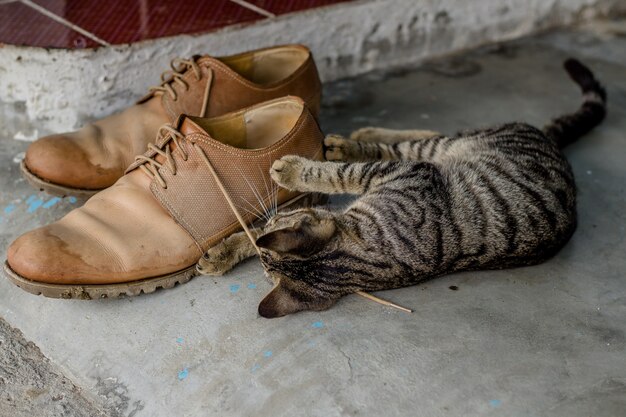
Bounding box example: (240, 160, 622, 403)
(148, 57, 212, 117)
(135, 124, 189, 189)
(134, 122, 234, 199)
(148, 58, 202, 101)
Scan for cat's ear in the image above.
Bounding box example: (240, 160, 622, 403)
(258, 282, 306, 318)
(256, 219, 335, 257)
(258, 280, 335, 318)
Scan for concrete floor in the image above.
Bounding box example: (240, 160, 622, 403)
(1, 21, 625, 417)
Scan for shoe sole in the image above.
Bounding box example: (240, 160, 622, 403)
(3, 261, 198, 300)
(3, 192, 328, 300)
(20, 161, 102, 198)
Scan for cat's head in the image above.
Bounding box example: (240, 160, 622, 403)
(255, 207, 343, 318)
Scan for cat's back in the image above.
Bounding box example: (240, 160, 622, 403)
(439, 122, 578, 268)
(443, 122, 574, 189)
(447, 122, 563, 162)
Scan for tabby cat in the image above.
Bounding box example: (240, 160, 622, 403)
(197, 58, 607, 318)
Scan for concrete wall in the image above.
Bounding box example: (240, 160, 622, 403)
(0, 0, 624, 138)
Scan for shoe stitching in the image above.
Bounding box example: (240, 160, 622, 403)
(186, 112, 311, 159)
(151, 183, 204, 254)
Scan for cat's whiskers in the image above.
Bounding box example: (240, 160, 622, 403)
(236, 166, 273, 222)
(237, 193, 272, 223)
(234, 202, 267, 223)
(258, 162, 275, 219)
(272, 181, 279, 217)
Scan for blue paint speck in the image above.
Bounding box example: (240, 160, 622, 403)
(178, 368, 189, 380)
(230, 284, 240, 293)
(311, 321, 324, 329)
(263, 350, 273, 358)
(251, 364, 260, 372)
(68, 196, 78, 204)
(176, 337, 184, 344)
(27, 198, 44, 213)
(26, 195, 37, 204)
(489, 400, 501, 407)
(42, 197, 61, 209)
(247, 283, 257, 289)
(3, 205, 15, 214)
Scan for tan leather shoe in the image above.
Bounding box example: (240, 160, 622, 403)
(5, 97, 325, 299)
(21, 44, 322, 197)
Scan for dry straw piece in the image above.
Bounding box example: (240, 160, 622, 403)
(198, 147, 413, 314)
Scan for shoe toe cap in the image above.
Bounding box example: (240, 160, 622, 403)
(24, 134, 120, 190)
(6, 226, 94, 284)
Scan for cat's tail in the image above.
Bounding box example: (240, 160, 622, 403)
(543, 58, 607, 148)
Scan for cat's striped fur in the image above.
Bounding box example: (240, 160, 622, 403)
(197, 58, 607, 318)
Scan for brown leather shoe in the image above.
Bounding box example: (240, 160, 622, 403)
(5, 97, 325, 299)
(22, 44, 322, 197)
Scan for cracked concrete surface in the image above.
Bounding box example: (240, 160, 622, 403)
(0, 318, 108, 417)
(1, 19, 626, 417)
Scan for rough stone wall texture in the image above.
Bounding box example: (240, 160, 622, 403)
(0, 0, 625, 138)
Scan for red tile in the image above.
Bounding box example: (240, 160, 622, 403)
(245, 0, 353, 15)
(32, 0, 265, 45)
(0, 1, 98, 48)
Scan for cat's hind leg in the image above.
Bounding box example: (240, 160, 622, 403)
(271, 155, 405, 195)
(350, 127, 442, 143)
(197, 231, 258, 276)
(326, 128, 443, 161)
(325, 133, 451, 163)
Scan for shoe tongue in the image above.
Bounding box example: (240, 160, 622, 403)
(179, 113, 249, 149)
(178, 115, 208, 137)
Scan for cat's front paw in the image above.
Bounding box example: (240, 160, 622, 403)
(197, 242, 237, 276)
(324, 134, 358, 161)
(270, 155, 306, 190)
